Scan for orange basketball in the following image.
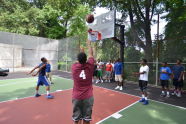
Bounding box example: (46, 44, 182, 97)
(86, 14, 94, 23)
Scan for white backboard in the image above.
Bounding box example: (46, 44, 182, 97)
(88, 10, 116, 40)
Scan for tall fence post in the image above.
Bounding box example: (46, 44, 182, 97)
(66, 39, 68, 72)
(155, 58, 159, 86)
(12, 33, 15, 72)
(155, 13, 160, 86)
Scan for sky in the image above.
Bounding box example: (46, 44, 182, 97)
(94, 7, 167, 40)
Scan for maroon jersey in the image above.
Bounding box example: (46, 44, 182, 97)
(72, 57, 95, 100)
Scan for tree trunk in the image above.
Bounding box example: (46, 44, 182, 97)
(144, 21, 153, 62)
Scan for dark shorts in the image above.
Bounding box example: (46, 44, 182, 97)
(160, 80, 169, 87)
(139, 80, 148, 92)
(72, 97, 94, 122)
(173, 79, 184, 88)
(37, 76, 50, 86)
(93, 70, 97, 77)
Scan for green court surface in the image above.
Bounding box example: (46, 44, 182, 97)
(0, 76, 186, 124)
(0, 76, 73, 102)
(99, 101, 186, 124)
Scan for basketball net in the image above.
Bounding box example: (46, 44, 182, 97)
(88, 30, 102, 42)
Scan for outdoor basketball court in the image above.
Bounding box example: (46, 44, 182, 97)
(0, 75, 185, 124)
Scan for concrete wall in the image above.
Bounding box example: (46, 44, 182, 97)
(0, 31, 58, 70)
(0, 43, 22, 68)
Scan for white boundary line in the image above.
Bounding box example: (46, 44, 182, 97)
(61, 77, 186, 110)
(0, 76, 73, 104)
(96, 101, 139, 124)
(0, 80, 34, 87)
(1, 76, 185, 123)
(0, 77, 35, 81)
(0, 88, 73, 104)
(94, 85, 186, 110)
(150, 99, 186, 110)
(94, 85, 140, 99)
(0, 76, 62, 87)
(0, 74, 63, 81)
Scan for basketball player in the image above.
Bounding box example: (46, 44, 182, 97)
(28, 57, 54, 99)
(71, 40, 94, 124)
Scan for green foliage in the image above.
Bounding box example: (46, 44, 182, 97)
(0, 0, 90, 40)
(96, 39, 120, 61)
(81, 0, 163, 62)
(67, 5, 90, 36)
(125, 47, 142, 62)
(0, 0, 185, 63)
(163, 0, 186, 62)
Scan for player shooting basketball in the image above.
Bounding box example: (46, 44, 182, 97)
(71, 39, 94, 124)
(71, 14, 95, 124)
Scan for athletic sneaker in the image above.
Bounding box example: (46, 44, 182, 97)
(171, 91, 176, 95)
(176, 92, 181, 97)
(160, 93, 166, 97)
(108, 80, 111, 83)
(46, 94, 54, 99)
(96, 80, 100, 84)
(143, 100, 149, 105)
(166, 94, 170, 98)
(139, 98, 145, 102)
(101, 80, 103, 83)
(119, 86, 123, 91)
(115, 86, 120, 90)
(35, 94, 41, 97)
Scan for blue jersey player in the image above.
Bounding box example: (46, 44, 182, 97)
(28, 57, 54, 99)
(159, 62, 172, 97)
(114, 58, 124, 91)
(46, 61, 53, 84)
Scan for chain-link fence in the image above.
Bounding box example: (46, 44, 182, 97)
(58, 35, 86, 72)
(0, 31, 58, 72)
(58, 37, 77, 72)
(0, 31, 185, 89)
(0, 31, 84, 72)
(124, 62, 186, 88)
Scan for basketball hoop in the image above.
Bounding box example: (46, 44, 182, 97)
(88, 30, 102, 42)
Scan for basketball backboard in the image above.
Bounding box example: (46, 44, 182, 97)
(87, 10, 116, 41)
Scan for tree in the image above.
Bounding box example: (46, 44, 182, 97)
(0, 0, 91, 40)
(81, 0, 163, 62)
(96, 39, 120, 61)
(0, 0, 40, 35)
(163, 0, 186, 62)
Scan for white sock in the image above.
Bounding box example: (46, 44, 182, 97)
(145, 97, 148, 100)
(162, 91, 165, 94)
(36, 90, 39, 94)
(47, 91, 50, 95)
(167, 92, 169, 95)
(142, 94, 145, 98)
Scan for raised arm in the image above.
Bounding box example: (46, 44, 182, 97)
(80, 46, 85, 53)
(27, 66, 39, 75)
(32, 64, 46, 76)
(87, 40, 93, 57)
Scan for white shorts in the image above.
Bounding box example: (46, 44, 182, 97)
(115, 75, 123, 82)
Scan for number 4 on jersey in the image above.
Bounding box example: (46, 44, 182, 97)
(79, 70, 86, 79)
